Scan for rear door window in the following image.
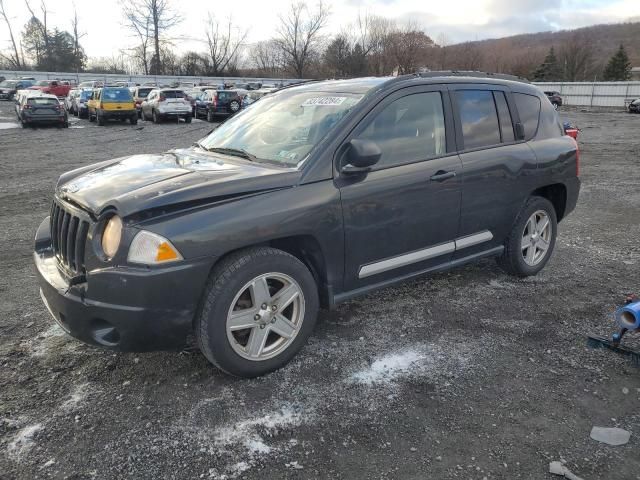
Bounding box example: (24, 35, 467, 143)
(355, 91, 447, 168)
(493, 91, 515, 143)
(455, 90, 501, 150)
(513, 93, 541, 140)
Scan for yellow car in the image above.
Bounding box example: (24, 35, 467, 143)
(87, 87, 138, 125)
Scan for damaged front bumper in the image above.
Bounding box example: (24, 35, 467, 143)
(34, 216, 213, 351)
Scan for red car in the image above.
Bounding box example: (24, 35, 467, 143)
(29, 80, 74, 98)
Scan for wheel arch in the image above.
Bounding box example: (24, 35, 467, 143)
(531, 183, 567, 221)
(204, 235, 331, 309)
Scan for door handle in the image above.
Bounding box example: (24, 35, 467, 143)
(430, 170, 456, 182)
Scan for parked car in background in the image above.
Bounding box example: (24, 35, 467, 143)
(87, 87, 138, 125)
(131, 86, 155, 118)
(65, 89, 80, 114)
(0, 79, 35, 100)
(242, 88, 275, 108)
(544, 91, 563, 109)
(140, 88, 192, 123)
(628, 98, 640, 113)
(18, 92, 68, 128)
(29, 80, 74, 98)
(73, 89, 93, 118)
(194, 89, 243, 121)
(34, 74, 580, 377)
(78, 80, 104, 89)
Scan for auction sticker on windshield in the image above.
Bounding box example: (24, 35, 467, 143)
(301, 96, 347, 107)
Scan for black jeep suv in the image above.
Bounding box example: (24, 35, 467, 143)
(34, 73, 580, 377)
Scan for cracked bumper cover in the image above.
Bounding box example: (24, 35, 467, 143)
(34, 216, 214, 351)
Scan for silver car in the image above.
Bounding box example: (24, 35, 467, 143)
(140, 88, 192, 123)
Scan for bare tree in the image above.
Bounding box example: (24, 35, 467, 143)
(0, 0, 23, 68)
(121, 0, 180, 75)
(121, 1, 152, 74)
(24, 0, 49, 55)
(204, 14, 247, 75)
(70, 4, 86, 70)
(250, 39, 285, 76)
(275, 1, 330, 78)
(559, 33, 594, 81)
(388, 21, 435, 74)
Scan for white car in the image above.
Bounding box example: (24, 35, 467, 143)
(64, 89, 80, 113)
(140, 88, 192, 123)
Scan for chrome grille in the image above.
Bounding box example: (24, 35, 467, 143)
(50, 201, 90, 274)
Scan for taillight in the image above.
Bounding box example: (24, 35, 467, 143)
(23, 104, 32, 110)
(212, 94, 217, 107)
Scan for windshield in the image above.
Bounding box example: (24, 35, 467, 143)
(35, 80, 50, 86)
(102, 88, 133, 101)
(200, 91, 363, 167)
(1, 80, 17, 87)
(137, 88, 153, 98)
(80, 90, 93, 100)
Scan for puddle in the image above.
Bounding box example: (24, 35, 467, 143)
(0, 122, 20, 130)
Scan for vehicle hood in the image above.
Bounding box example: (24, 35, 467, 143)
(56, 148, 301, 218)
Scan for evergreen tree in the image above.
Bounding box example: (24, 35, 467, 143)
(532, 47, 561, 81)
(602, 44, 632, 81)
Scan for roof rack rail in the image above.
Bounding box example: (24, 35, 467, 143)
(413, 70, 530, 84)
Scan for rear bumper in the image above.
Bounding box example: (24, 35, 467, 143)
(22, 113, 66, 124)
(99, 109, 136, 119)
(158, 110, 191, 117)
(563, 177, 580, 218)
(34, 217, 214, 351)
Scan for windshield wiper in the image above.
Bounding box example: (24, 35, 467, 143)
(202, 146, 258, 162)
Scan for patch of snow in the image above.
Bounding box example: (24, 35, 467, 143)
(0, 122, 20, 130)
(244, 438, 271, 454)
(350, 350, 425, 384)
(214, 406, 304, 450)
(61, 383, 91, 411)
(7, 424, 43, 459)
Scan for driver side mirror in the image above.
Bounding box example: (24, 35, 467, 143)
(341, 139, 382, 174)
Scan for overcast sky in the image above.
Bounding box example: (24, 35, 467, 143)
(1, 0, 638, 59)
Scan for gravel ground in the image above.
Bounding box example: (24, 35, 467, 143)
(1, 102, 639, 480)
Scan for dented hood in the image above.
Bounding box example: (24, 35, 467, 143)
(56, 148, 301, 218)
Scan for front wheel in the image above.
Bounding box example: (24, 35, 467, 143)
(195, 247, 319, 378)
(497, 196, 557, 277)
(184, 115, 192, 124)
(152, 110, 160, 123)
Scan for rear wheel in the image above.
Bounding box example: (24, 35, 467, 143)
(196, 247, 319, 377)
(184, 115, 192, 124)
(229, 100, 240, 113)
(552, 102, 559, 110)
(97, 111, 105, 126)
(497, 196, 557, 277)
(130, 115, 138, 125)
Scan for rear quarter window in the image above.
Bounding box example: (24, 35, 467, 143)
(513, 93, 541, 141)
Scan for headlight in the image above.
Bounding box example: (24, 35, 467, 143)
(101, 215, 122, 259)
(127, 230, 183, 265)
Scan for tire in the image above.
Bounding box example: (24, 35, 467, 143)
(130, 115, 138, 125)
(206, 109, 213, 122)
(496, 196, 558, 277)
(21, 120, 27, 128)
(138, 110, 142, 119)
(97, 111, 105, 126)
(195, 247, 319, 378)
(552, 102, 559, 110)
(63, 121, 69, 128)
(152, 109, 160, 123)
(89, 110, 95, 122)
(184, 115, 192, 124)
(229, 100, 240, 114)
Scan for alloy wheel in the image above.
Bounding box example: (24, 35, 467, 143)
(521, 210, 552, 266)
(226, 272, 304, 361)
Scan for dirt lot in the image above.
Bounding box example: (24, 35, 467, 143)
(0, 101, 639, 480)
